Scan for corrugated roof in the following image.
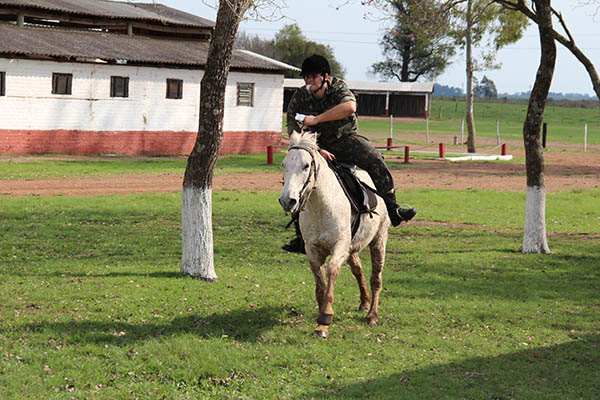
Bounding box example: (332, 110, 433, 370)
(284, 78, 434, 93)
(0, 0, 214, 28)
(0, 23, 290, 71)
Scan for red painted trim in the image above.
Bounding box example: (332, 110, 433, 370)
(0, 129, 283, 156)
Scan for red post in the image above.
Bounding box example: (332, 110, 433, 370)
(387, 137, 393, 151)
(267, 145, 273, 164)
(404, 145, 410, 164)
(501, 143, 507, 156)
(439, 143, 445, 158)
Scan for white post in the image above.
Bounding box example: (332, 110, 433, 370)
(584, 123, 588, 152)
(461, 119, 465, 144)
(390, 114, 393, 138)
(496, 120, 500, 145)
(426, 116, 430, 143)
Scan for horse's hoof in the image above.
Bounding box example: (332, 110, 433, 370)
(366, 315, 378, 326)
(313, 329, 328, 339)
(316, 313, 333, 325)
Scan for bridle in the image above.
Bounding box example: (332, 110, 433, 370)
(288, 145, 320, 213)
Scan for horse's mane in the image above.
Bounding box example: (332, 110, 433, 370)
(289, 131, 319, 153)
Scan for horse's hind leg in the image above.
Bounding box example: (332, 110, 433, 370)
(348, 253, 371, 312)
(366, 232, 387, 326)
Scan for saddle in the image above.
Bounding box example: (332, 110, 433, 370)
(327, 160, 379, 238)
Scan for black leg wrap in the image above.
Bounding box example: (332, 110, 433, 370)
(316, 313, 333, 325)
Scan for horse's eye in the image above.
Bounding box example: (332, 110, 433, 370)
(303, 163, 310, 170)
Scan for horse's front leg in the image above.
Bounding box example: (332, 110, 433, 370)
(313, 248, 348, 338)
(306, 248, 328, 334)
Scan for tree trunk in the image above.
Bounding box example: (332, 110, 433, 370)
(401, 42, 411, 81)
(181, 0, 251, 280)
(465, 0, 477, 153)
(522, 0, 555, 254)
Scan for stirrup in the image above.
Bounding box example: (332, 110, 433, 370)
(397, 206, 417, 222)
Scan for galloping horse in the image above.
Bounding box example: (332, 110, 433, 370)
(278, 131, 390, 338)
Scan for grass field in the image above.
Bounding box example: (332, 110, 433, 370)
(0, 153, 287, 180)
(359, 99, 600, 146)
(1, 185, 599, 399)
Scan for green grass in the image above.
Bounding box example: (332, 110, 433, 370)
(0, 153, 286, 180)
(356, 99, 600, 146)
(1, 188, 598, 399)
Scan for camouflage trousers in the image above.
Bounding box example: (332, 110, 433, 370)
(319, 134, 394, 194)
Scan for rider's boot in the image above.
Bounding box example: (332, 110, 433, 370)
(383, 192, 417, 227)
(281, 216, 306, 254)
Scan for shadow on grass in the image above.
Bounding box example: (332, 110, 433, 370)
(4, 306, 284, 345)
(298, 334, 600, 399)
(43, 270, 182, 279)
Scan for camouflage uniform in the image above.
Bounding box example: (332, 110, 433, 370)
(287, 77, 394, 195)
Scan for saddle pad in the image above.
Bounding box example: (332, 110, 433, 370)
(327, 160, 379, 227)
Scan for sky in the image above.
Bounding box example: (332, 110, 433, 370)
(145, 0, 600, 97)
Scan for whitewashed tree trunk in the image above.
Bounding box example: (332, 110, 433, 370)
(180, 0, 252, 281)
(522, 185, 550, 253)
(521, 0, 555, 254)
(181, 186, 217, 281)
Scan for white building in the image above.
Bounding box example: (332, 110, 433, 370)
(0, 0, 295, 155)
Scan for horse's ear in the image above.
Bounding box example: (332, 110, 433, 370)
(289, 131, 301, 147)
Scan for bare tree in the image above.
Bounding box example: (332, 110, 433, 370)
(450, 0, 528, 153)
(362, 0, 527, 152)
(495, 0, 600, 101)
(520, 0, 555, 253)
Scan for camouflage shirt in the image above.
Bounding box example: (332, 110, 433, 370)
(286, 77, 358, 145)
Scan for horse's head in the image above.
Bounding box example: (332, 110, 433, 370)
(278, 132, 319, 214)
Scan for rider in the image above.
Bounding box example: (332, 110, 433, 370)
(282, 54, 417, 253)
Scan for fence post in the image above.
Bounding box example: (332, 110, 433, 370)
(439, 143, 445, 159)
(426, 117, 430, 143)
(390, 114, 393, 139)
(584, 123, 588, 152)
(496, 120, 500, 145)
(387, 138, 393, 152)
(267, 145, 273, 165)
(542, 122, 547, 148)
(501, 143, 507, 156)
(404, 146, 410, 164)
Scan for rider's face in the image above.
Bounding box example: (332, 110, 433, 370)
(304, 73, 327, 94)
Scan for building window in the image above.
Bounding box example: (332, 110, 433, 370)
(0, 71, 5, 96)
(52, 73, 72, 95)
(110, 76, 129, 98)
(166, 79, 183, 99)
(237, 82, 254, 107)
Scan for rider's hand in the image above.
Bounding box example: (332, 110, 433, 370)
(319, 149, 335, 161)
(304, 115, 319, 127)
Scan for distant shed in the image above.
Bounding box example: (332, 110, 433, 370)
(284, 79, 434, 118)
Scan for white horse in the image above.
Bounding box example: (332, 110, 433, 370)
(278, 131, 390, 338)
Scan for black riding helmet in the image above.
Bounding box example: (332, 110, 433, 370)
(301, 55, 330, 78)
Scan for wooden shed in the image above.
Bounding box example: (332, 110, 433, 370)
(284, 79, 434, 118)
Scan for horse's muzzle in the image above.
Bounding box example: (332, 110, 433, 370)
(278, 195, 297, 213)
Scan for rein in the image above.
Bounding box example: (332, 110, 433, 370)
(288, 145, 320, 213)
